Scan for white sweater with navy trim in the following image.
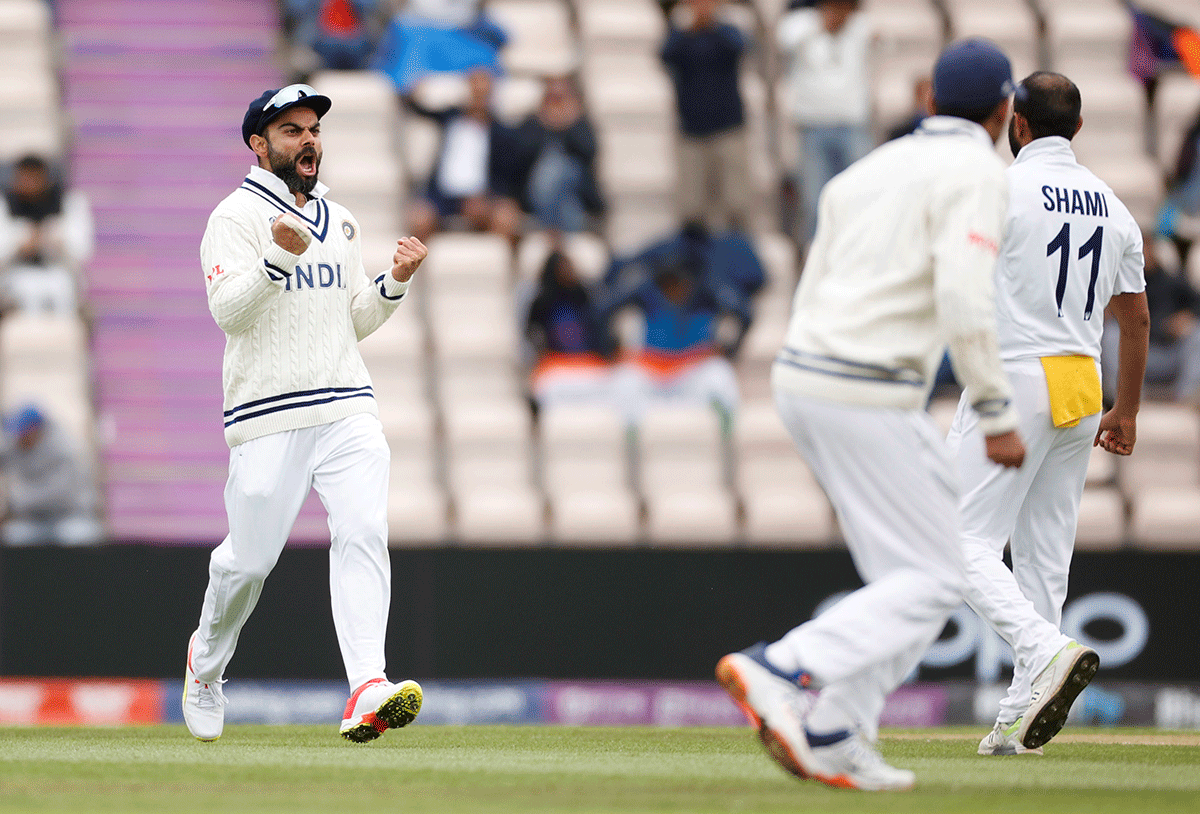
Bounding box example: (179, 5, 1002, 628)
(201, 166, 409, 447)
(773, 117, 1019, 436)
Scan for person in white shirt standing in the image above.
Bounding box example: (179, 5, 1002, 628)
(716, 38, 1026, 791)
(183, 84, 429, 744)
(951, 72, 1149, 757)
(775, 0, 872, 246)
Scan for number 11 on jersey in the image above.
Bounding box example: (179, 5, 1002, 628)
(1047, 222, 1104, 320)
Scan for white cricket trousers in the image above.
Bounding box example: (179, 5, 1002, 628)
(948, 358, 1095, 725)
(190, 413, 391, 692)
(767, 390, 967, 741)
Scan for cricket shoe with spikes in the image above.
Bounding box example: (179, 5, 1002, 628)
(339, 678, 423, 743)
(1019, 640, 1099, 750)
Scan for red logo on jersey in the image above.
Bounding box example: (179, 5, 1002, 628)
(967, 231, 999, 255)
(207, 265, 224, 282)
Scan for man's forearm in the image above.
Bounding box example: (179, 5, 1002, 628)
(1113, 316, 1149, 414)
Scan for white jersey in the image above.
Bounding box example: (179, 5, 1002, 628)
(996, 137, 1144, 362)
(775, 116, 1018, 436)
(201, 166, 409, 447)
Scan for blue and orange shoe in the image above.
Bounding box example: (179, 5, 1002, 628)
(716, 643, 814, 782)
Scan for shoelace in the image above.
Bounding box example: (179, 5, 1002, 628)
(196, 679, 227, 709)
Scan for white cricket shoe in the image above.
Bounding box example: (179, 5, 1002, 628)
(1019, 640, 1099, 750)
(716, 645, 814, 782)
(182, 633, 226, 742)
(339, 678, 423, 743)
(806, 730, 916, 791)
(978, 719, 1043, 756)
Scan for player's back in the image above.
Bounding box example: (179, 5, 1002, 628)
(996, 136, 1143, 361)
(782, 116, 1007, 387)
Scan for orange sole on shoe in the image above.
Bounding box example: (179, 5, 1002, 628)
(716, 655, 809, 781)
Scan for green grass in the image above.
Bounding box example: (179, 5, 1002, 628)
(1, 726, 1198, 813)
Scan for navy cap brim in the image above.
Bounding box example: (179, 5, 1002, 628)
(242, 87, 332, 147)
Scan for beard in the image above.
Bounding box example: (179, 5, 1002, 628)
(1007, 117, 1021, 159)
(266, 141, 321, 198)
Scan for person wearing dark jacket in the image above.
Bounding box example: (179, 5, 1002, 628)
(660, 0, 752, 230)
(603, 220, 765, 349)
(402, 68, 520, 242)
(599, 224, 756, 423)
(505, 76, 605, 233)
(525, 250, 614, 408)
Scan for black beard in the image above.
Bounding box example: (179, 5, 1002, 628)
(267, 143, 319, 198)
(1007, 117, 1021, 158)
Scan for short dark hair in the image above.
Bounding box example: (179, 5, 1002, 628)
(14, 154, 50, 173)
(1014, 71, 1081, 141)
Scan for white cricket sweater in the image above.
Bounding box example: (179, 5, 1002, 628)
(201, 166, 410, 447)
(773, 116, 1019, 436)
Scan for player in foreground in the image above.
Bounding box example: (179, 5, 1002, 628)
(952, 72, 1148, 756)
(717, 38, 1026, 791)
(182, 84, 427, 743)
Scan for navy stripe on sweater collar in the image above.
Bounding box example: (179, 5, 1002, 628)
(240, 177, 330, 243)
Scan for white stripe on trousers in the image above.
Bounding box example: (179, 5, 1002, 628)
(190, 413, 391, 692)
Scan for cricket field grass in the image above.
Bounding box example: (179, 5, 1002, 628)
(2, 725, 1198, 813)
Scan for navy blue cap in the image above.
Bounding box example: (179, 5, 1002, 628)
(932, 38, 1023, 111)
(242, 84, 332, 148)
(4, 404, 44, 436)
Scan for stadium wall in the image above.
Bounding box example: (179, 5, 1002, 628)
(0, 546, 1196, 686)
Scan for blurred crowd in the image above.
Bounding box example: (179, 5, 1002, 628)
(275, 0, 1200, 419)
(0, 152, 101, 546)
(5, 0, 1200, 546)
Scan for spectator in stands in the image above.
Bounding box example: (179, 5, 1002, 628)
(1159, 104, 1200, 268)
(1101, 243, 1200, 406)
(885, 76, 933, 142)
(375, 0, 507, 93)
(402, 68, 521, 243)
(776, 0, 872, 245)
(600, 225, 753, 424)
(283, 0, 386, 81)
(524, 250, 614, 410)
(0, 154, 94, 314)
(604, 220, 766, 349)
(504, 76, 606, 234)
(0, 404, 103, 547)
(660, 0, 753, 230)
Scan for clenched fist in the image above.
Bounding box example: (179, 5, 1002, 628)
(392, 236, 428, 283)
(271, 212, 313, 255)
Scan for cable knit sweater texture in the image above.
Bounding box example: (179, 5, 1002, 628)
(201, 167, 409, 447)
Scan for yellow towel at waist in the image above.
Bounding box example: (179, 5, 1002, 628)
(1040, 355, 1103, 428)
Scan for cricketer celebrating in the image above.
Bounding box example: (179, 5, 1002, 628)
(717, 39, 1026, 791)
(182, 84, 428, 743)
(952, 72, 1148, 757)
